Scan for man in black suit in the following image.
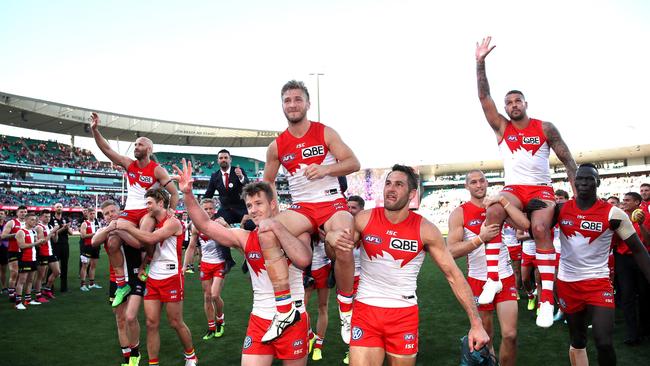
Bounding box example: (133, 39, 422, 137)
(204, 149, 250, 271)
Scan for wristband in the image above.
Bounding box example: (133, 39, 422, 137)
(471, 236, 483, 248)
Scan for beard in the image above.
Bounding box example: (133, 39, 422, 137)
(219, 161, 229, 169)
(384, 195, 410, 212)
(508, 110, 526, 121)
(284, 109, 307, 123)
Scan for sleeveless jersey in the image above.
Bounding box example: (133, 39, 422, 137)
(461, 202, 513, 280)
(311, 238, 331, 270)
(558, 199, 615, 282)
(198, 229, 225, 264)
(83, 220, 97, 246)
(124, 160, 160, 210)
(37, 223, 54, 257)
(149, 216, 183, 280)
(502, 224, 519, 248)
(357, 208, 425, 308)
(275, 121, 343, 203)
(499, 119, 551, 185)
(19, 228, 37, 262)
(553, 224, 562, 253)
(8, 219, 23, 252)
(244, 230, 305, 320)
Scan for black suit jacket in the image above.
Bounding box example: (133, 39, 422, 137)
(204, 166, 250, 209)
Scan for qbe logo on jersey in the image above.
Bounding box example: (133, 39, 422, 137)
(522, 136, 540, 145)
(301, 145, 325, 159)
(390, 238, 418, 253)
(580, 220, 603, 232)
(139, 176, 153, 184)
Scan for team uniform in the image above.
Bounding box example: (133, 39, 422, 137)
(350, 208, 425, 355)
(242, 230, 308, 360)
(18, 228, 38, 273)
(81, 220, 100, 260)
(310, 239, 331, 289)
(7, 219, 24, 263)
(37, 223, 58, 265)
(555, 200, 617, 314)
(197, 228, 226, 281)
(144, 216, 184, 303)
(553, 224, 562, 255)
(352, 247, 361, 293)
(107, 245, 146, 304)
(182, 220, 191, 250)
(461, 202, 518, 312)
(120, 160, 160, 224)
(502, 224, 521, 261)
(276, 121, 348, 231)
(521, 239, 536, 267)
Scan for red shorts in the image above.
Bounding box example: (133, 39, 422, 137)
(311, 263, 331, 289)
(468, 275, 518, 311)
(350, 301, 418, 355)
(507, 245, 522, 261)
(289, 198, 349, 232)
(556, 278, 614, 314)
(200, 261, 225, 281)
(144, 274, 184, 303)
(521, 252, 536, 267)
(501, 185, 554, 207)
(119, 208, 149, 225)
(242, 313, 309, 360)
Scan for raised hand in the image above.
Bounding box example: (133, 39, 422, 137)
(476, 36, 496, 62)
(171, 158, 194, 194)
(90, 112, 100, 130)
(234, 166, 244, 179)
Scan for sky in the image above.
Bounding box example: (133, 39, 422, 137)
(1, 0, 649, 169)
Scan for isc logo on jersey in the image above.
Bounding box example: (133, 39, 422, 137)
(522, 136, 540, 145)
(580, 220, 603, 232)
(301, 145, 325, 159)
(390, 238, 418, 252)
(139, 176, 153, 184)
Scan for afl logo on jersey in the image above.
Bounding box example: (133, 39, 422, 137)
(281, 153, 296, 163)
(468, 219, 482, 227)
(560, 219, 574, 226)
(506, 135, 517, 142)
(404, 333, 415, 341)
(522, 136, 540, 145)
(364, 234, 382, 244)
(390, 238, 418, 252)
(139, 176, 153, 184)
(580, 220, 603, 232)
(128, 172, 136, 179)
(247, 251, 262, 260)
(301, 145, 325, 159)
(292, 339, 304, 348)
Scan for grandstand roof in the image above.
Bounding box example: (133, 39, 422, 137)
(0, 91, 280, 147)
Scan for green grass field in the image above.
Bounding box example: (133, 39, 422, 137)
(1, 236, 648, 365)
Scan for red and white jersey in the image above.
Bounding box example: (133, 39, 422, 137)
(499, 119, 551, 185)
(83, 220, 97, 246)
(353, 246, 361, 277)
(8, 219, 24, 252)
(311, 238, 331, 270)
(37, 223, 54, 257)
(149, 216, 183, 280)
(553, 223, 562, 253)
(198, 230, 224, 264)
(502, 224, 519, 248)
(124, 160, 160, 210)
(244, 230, 305, 320)
(357, 208, 425, 308)
(522, 239, 536, 256)
(461, 202, 513, 280)
(558, 199, 616, 282)
(19, 228, 37, 262)
(275, 121, 343, 203)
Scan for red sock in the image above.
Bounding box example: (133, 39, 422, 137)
(536, 248, 557, 304)
(337, 290, 354, 313)
(485, 233, 502, 281)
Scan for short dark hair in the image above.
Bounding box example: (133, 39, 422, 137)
(389, 164, 419, 191)
(347, 195, 365, 209)
(505, 90, 525, 100)
(25, 211, 37, 218)
(578, 163, 600, 179)
(555, 189, 569, 199)
(100, 200, 118, 209)
(40, 209, 51, 215)
(281, 80, 310, 102)
(145, 188, 170, 209)
(17, 205, 27, 211)
(217, 149, 230, 157)
(625, 192, 642, 204)
(641, 183, 650, 189)
(242, 181, 274, 202)
(606, 196, 620, 203)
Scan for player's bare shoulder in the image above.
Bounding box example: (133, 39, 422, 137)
(354, 209, 373, 232)
(419, 215, 444, 247)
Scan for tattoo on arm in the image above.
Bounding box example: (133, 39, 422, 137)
(544, 122, 577, 184)
(476, 61, 490, 99)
